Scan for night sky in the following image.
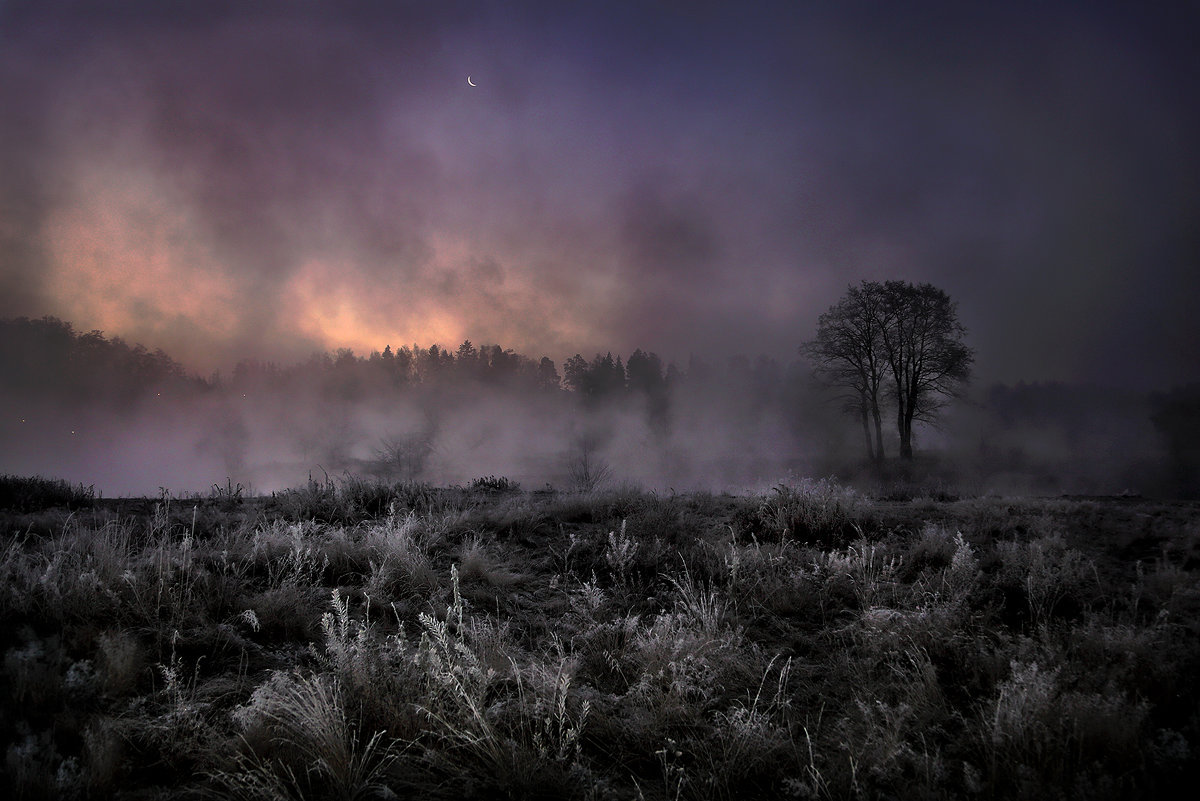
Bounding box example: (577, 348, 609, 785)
(2, 0, 1198, 389)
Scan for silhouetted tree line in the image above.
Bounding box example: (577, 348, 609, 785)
(0, 316, 815, 439)
(1152, 385, 1200, 498)
(228, 342, 574, 403)
(0, 316, 195, 406)
(984, 382, 1149, 447)
(964, 381, 1165, 493)
(237, 341, 811, 436)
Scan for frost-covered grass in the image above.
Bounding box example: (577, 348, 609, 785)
(1, 479, 1198, 799)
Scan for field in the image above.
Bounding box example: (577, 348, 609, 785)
(2, 475, 1199, 799)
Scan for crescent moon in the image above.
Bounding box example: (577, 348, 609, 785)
(467, 75, 476, 87)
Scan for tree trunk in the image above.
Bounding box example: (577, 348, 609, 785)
(860, 407, 874, 462)
(871, 402, 885, 462)
(899, 404, 915, 460)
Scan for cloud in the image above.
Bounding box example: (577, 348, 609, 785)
(1, 1, 1197, 388)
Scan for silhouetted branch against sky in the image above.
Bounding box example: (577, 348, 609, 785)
(1, 0, 1197, 388)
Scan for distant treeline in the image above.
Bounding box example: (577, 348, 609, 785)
(1151, 384, 1200, 497)
(0, 315, 807, 419)
(223, 339, 797, 411)
(3, 316, 1198, 496)
(0, 316, 198, 404)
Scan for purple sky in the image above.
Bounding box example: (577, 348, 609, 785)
(2, 0, 1197, 388)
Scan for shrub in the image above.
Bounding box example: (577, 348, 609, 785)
(984, 659, 1151, 796)
(96, 629, 144, 697)
(0, 474, 95, 512)
(813, 539, 903, 611)
(469, 475, 521, 494)
(216, 670, 400, 800)
(209, 477, 245, 510)
(995, 535, 1097, 627)
(271, 473, 341, 523)
(755, 479, 861, 545)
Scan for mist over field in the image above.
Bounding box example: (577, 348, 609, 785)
(0, 316, 1192, 498)
(0, 318, 819, 495)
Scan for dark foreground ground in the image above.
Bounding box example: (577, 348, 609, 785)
(2, 475, 1199, 799)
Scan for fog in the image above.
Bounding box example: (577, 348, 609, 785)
(0, 317, 828, 496)
(0, 370, 823, 500)
(2, 316, 1193, 499)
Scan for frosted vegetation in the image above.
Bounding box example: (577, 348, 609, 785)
(2, 475, 1198, 799)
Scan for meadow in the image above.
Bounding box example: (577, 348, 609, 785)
(1, 474, 1198, 799)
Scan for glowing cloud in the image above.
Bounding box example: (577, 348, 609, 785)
(42, 162, 240, 354)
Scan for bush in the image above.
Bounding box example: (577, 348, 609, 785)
(0, 474, 94, 512)
(755, 478, 862, 545)
(216, 670, 399, 800)
(271, 474, 444, 524)
(469, 475, 521, 494)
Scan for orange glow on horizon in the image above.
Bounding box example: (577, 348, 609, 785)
(42, 164, 240, 355)
(284, 257, 468, 357)
(35, 163, 613, 372)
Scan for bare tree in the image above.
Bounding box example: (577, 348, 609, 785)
(879, 281, 973, 459)
(566, 433, 612, 492)
(803, 282, 889, 462)
(806, 281, 973, 461)
(372, 431, 434, 481)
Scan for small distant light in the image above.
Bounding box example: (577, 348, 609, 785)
(71, 430, 76, 435)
